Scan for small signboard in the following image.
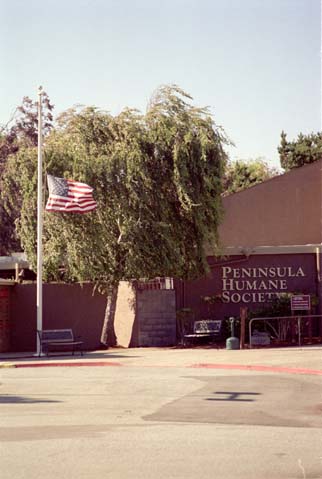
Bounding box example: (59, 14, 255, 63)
(251, 331, 270, 346)
(291, 295, 311, 311)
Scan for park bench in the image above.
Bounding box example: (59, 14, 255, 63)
(183, 319, 223, 347)
(37, 329, 84, 357)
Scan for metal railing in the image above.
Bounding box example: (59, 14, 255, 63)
(249, 315, 322, 348)
(136, 277, 174, 290)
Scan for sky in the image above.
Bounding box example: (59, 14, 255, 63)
(1, 0, 321, 169)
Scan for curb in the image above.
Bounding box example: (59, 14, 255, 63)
(2, 360, 322, 376)
(0, 363, 16, 368)
(189, 363, 322, 375)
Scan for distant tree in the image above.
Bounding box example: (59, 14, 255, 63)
(0, 92, 53, 170)
(222, 158, 279, 196)
(278, 130, 322, 171)
(0, 205, 18, 256)
(1, 85, 228, 345)
(0, 93, 54, 254)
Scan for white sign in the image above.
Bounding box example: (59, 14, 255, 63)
(291, 295, 311, 311)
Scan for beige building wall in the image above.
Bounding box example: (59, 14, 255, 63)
(219, 159, 322, 248)
(114, 282, 136, 348)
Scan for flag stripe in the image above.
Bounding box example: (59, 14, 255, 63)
(46, 197, 97, 207)
(49, 194, 94, 203)
(46, 200, 97, 209)
(46, 206, 97, 213)
(68, 187, 93, 194)
(46, 206, 97, 212)
(46, 201, 97, 211)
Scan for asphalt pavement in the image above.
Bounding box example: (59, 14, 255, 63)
(1, 345, 322, 479)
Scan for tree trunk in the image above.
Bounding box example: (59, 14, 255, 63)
(100, 285, 119, 347)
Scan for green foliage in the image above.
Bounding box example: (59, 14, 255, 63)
(249, 293, 293, 318)
(0, 204, 20, 255)
(248, 293, 317, 342)
(278, 130, 322, 171)
(0, 92, 53, 173)
(222, 158, 279, 196)
(1, 85, 228, 288)
(0, 93, 54, 255)
(250, 292, 318, 319)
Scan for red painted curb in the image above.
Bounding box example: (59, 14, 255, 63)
(15, 361, 123, 368)
(9, 361, 322, 376)
(189, 363, 322, 375)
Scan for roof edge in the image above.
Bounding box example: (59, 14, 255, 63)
(222, 158, 322, 199)
(0, 279, 16, 286)
(209, 244, 322, 256)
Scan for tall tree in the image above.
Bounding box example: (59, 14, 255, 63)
(278, 130, 322, 171)
(0, 93, 54, 254)
(2, 85, 228, 345)
(222, 158, 279, 196)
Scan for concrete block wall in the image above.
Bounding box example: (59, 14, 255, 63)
(136, 289, 176, 347)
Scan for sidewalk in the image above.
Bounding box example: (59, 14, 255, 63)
(1, 345, 322, 374)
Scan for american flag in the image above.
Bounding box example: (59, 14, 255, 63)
(45, 175, 97, 213)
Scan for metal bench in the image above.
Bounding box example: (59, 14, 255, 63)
(183, 320, 223, 346)
(37, 329, 83, 357)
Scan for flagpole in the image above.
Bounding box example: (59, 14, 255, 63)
(36, 86, 43, 356)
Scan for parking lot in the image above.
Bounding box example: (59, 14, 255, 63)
(1, 346, 322, 479)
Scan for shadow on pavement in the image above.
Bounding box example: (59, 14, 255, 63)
(82, 352, 141, 359)
(0, 352, 141, 361)
(145, 375, 322, 428)
(0, 395, 61, 404)
(206, 391, 261, 401)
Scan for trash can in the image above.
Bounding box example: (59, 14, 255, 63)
(0, 287, 10, 352)
(226, 316, 240, 350)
